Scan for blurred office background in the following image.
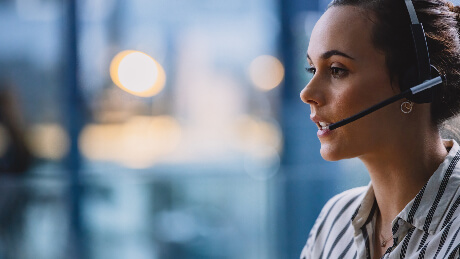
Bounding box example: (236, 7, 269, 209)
(0, 0, 375, 258)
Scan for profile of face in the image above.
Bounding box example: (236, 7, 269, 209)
(300, 6, 411, 161)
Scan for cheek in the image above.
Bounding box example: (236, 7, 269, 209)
(332, 69, 394, 123)
(319, 79, 395, 160)
(330, 82, 369, 122)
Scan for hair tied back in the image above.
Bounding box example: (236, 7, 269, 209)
(447, 2, 460, 24)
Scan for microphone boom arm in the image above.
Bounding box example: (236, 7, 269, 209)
(327, 76, 442, 131)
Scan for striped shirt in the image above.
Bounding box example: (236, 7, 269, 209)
(300, 139, 460, 259)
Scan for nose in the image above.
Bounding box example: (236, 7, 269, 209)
(300, 76, 324, 106)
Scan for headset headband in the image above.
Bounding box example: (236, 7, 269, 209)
(404, 0, 434, 102)
(405, 0, 420, 23)
(405, 0, 431, 82)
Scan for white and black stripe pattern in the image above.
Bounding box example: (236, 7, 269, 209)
(433, 218, 455, 258)
(361, 202, 378, 259)
(317, 193, 363, 259)
(417, 232, 429, 252)
(320, 196, 360, 241)
(361, 226, 371, 259)
(325, 221, 351, 258)
(313, 194, 348, 242)
(400, 227, 416, 258)
(300, 187, 366, 259)
(441, 196, 460, 230)
(338, 238, 354, 259)
(407, 183, 427, 224)
(417, 238, 430, 259)
(443, 227, 460, 258)
(300, 140, 460, 259)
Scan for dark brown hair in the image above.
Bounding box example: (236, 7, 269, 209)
(328, 0, 460, 126)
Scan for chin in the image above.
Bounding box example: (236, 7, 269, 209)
(320, 143, 352, 161)
(320, 150, 342, 161)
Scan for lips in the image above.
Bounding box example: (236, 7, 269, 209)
(310, 115, 333, 130)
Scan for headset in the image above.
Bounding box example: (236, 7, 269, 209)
(327, 0, 444, 131)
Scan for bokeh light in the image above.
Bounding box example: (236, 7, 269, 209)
(119, 116, 181, 168)
(79, 116, 182, 168)
(249, 55, 284, 91)
(27, 123, 70, 160)
(234, 115, 283, 180)
(110, 50, 166, 97)
(78, 123, 122, 161)
(235, 115, 283, 153)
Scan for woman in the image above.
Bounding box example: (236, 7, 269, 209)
(299, 0, 460, 258)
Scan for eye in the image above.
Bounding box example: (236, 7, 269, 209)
(306, 66, 316, 75)
(329, 67, 348, 78)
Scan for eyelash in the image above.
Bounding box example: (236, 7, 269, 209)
(306, 67, 316, 75)
(330, 67, 348, 78)
(305, 66, 348, 78)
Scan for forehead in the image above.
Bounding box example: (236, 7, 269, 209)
(308, 6, 377, 61)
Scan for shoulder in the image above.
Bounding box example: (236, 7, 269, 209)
(313, 186, 368, 242)
(300, 186, 367, 259)
(313, 186, 368, 228)
(322, 186, 368, 215)
(317, 186, 368, 233)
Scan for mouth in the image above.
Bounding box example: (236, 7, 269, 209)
(310, 114, 334, 131)
(316, 121, 330, 130)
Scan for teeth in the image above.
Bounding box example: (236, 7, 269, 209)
(317, 121, 329, 130)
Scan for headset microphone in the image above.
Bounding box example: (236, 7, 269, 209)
(324, 0, 446, 131)
(327, 76, 442, 130)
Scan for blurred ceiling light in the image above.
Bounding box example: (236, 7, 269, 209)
(110, 50, 166, 97)
(79, 124, 122, 161)
(235, 115, 283, 153)
(79, 116, 181, 169)
(27, 123, 70, 160)
(249, 55, 284, 91)
(119, 116, 181, 168)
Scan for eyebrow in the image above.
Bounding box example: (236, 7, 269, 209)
(306, 50, 355, 61)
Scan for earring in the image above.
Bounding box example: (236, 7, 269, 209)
(401, 100, 413, 114)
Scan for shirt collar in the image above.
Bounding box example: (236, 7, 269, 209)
(351, 182, 377, 233)
(351, 139, 460, 235)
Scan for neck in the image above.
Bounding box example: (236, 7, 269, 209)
(358, 125, 447, 232)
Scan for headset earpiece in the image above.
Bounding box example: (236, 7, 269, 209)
(402, 65, 439, 103)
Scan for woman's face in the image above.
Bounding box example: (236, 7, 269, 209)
(301, 6, 404, 161)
